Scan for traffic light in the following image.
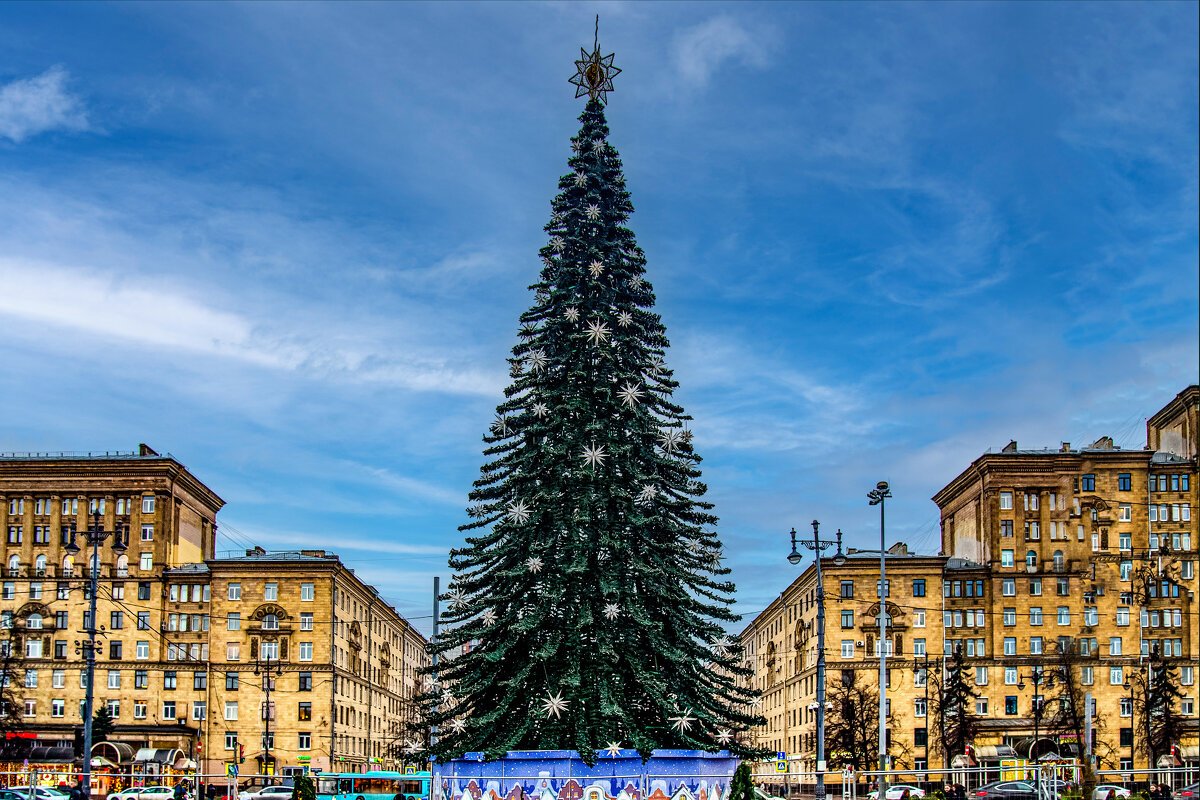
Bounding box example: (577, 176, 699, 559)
(239, 743, 246, 764)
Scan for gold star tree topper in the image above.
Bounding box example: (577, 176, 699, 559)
(569, 16, 621, 104)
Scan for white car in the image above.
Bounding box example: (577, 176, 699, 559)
(1092, 787, 1132, 800)
(110, 787, 177, 800)
(867, 786, 926, 800)
(241, 786, 293, 800)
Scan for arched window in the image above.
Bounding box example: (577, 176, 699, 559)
(7, 554, 19, 574)
(35, 555, 47, 575)
(263, 614, 279, 631)
(90, 551, 101, 573)
(26, 613, 43, 630)
(1053, 550, 1065, 572)
(116, 554, 129, 577)
(1026, 551, 1037, 568)
(62, 555, 75, 576)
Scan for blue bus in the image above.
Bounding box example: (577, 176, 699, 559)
(315, 771, 430, 800)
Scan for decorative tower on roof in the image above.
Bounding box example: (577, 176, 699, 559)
(421, 22, 762, 764)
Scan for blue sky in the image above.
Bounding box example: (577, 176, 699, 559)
(1, 2, 1197, 635)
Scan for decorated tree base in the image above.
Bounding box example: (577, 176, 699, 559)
(433, 750, 738, 800)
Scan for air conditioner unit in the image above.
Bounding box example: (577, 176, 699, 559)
(856, 641, 865, 647)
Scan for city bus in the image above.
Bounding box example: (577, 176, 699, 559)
(315, 771, 430, 800)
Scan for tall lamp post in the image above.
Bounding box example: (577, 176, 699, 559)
(254, 656, 283, 775)
(1018, 668, 1055, 796)
(788, 522, 845, 800)
(65, 511, 127, 794)
(867, 481, 891, 795)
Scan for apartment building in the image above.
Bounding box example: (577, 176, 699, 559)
(0, 448, 428, 778)
(741, 385, 1199, 774)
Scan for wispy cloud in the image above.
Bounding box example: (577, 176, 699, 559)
(0, 66, 89, 143)
(673, 16, 769, 87)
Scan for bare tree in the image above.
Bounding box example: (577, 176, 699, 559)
(824, 670, 897, 771)
(0, 633, 24, 739)
(1045, 640, 1109, 792)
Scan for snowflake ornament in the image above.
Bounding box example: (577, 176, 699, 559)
(519, 324, 538, 339)
(574, 172, 588, 188)
(658, 428, 685, 453)
(669, 712, 695, 732)
(526, 349, 548, 372)
(551, 211, 564, 224)
(628, 275, 645, 290)
(467, 504, 488, 519)
(541, 256, 554, 269)
(712, 636, 732, 657)
(749, 696, 763, 709)
(709, 552, 724, 570)
(449, 718, 467, 734)
(617, 382, 643, 408)
(550, 237, 565, 252)
(602, 602, 622, 621)
(542, 691, 568, 719)
(446, 588, 467, 611)
(531, 402, 549, 419)
(637, 483, 658, 504)
(716, 729, 733, 745)
(481, 608, 497, 627)
(492, 414, 509, 436)
(581, 442, 608, 469)
(564, 306, 580, 323)
(647, 355, 665, 374)
(604, 742, 623, 758)
(506, 500, 533, 525)
(588, 259, 604, 277)
(440, 688, 454, 706)
(586, 204, 601, 221)
(591, 138, 606, 153)
(616, 310, 633, 327)
(526, 556, 544, 574)
(403, 739, 422, 755)
(585, 319, 610, 345)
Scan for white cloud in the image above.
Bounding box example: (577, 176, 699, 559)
(0, 66, 89, 143)
(673, 16, 768, 87)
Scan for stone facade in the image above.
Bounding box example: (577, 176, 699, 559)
(0, 448, 428, 777)
(740, 385, 1199, 773)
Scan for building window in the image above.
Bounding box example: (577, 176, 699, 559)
(841, 640, 854, 658)
(107, 670, 120, 689)
(298, 732, 312, 751)
(1026, 551, 1037, 568)
(1182, 698, 1195, 716)
(1056, 578, 1069, 595)
(142, 495, 156, 513)
(1119, 504, 1131, 522)
(298, 672, 312, 691)
(1081, 666, 1093, 685)
(1000, 520, 1013, 538)
(1004, 638, 1016, 656)
(226, 672, 240, 690)
(1005, 696, 1018, 715)
(227, 583, 242, 601)
(51, 699, 65, 718)
(261, 641, 279, 661)
(263, 614, 279, 631)
(132, 701, 146, 719)
(193, 701, 207, 720)
(1002, 578, 1015, 596)
(1118, 473, 1131, 491)
(841, 610, 854, 628)
(225, 733, 238, 750)
(976, 698, 989, 715)
(225, 701, 238, 720)
(139, 553, 153, 571)
(135, 641, 149, 659)
(134, 669, 148, 689)
(1057, 607, 1070, 625)
(162, 701, 176, 720)
(1002, 608, 1016, 626)
(913, 638, 926, 657)
(299, 642, 313, 661)
(1081, 474, 1095, 492)
(975, 666, 988, 685)
(194, 671, 207, 690)
(1030, 607, 1043, 626)
(1183, 666, 1195, 686)
(300, 612, 313, 631)
(299, 702, 312, 721)
(1119, 532, 1132, 551)
(913, 610, 925, 628)
(1120, 697, 1132, 717)
(1030, 637, 1042, 654)
(1030, 577, 1042, 595)
(912, 579, 925, 597)
(25, 640, 43, 658)
(1000, 492, 1012, 510)
(1111, 667, 1124, 685)
(914, 698, 927, 717)
(1001, 550, 1014, 567)
(264, 582, 278, 600)
(840, 581, 853, 598)
(164, 671, 177, 690)
(301, 582, 314, 601)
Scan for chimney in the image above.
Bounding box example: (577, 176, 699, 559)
(1002, 440, 1018, 453)
(139, 443, 160, 456)
(1061, 442, 1071, 453)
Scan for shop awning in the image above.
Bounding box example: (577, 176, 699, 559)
(1180, 746, 1199, 760)
(977, 745, 1017, 760)
(93, 742, 136, 765)
(28, 746, 76, 763)
(134, 748, 184, 765)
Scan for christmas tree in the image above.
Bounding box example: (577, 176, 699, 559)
(421, 34, 762, 765)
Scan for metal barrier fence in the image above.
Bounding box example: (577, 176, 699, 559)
(0, 770, 297, 800)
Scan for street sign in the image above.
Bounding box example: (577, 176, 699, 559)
(777, 752, 786, 760)
(405, 767, 417, 776)
(775, 760, 787, 773)
(226, 765, 238, 778)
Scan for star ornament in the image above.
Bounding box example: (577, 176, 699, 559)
(531, 402, 549, 419)
(715, 729, 733, 746)
(449, 718, 467, 734)
(604, 742, 623, 758)
(585, 319, 610, 345)
(506, 499, 533, 524)
(542, 691, 568, 719)
(570, 45, 621, 104)
(564, 306, 581, 323)
(617, 381, 643, 408)
(602, 602, 622, 621)
(588, 259, 605, 277)
(586, 205, 601, 221)
(581, 442, 608, 469)
(574, 172, 588, 188)
(481, 608, 497, 627)
(526, 556, 544, 574)
(668, 712, 695, 733)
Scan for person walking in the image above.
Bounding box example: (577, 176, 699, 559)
(69, 779, 88, 800)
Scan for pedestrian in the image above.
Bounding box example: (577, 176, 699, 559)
(207, 783, 219, 800)
(174, 780, 189, 800)
(1161, 784, 1174, 800)
(69, 779, 87, 800)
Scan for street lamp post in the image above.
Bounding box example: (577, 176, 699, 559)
(65, 511, 127, 795)
(788, 522, 846, 800)
(1018, 668, 1055, 796)
(254, 656, 283, 775)
(868, 481, 891, 795)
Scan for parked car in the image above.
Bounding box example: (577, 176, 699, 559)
(5, 789, 71, 800)
(970, 781, 1036, 800)
(1092, 785, 1131, 800)
(240, 786, 294, 800)
(1177, 785, 1199, 798)
(109, 786, 177, 800)
(753, 790, 784, 800)
(868, 785, 926, 800)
